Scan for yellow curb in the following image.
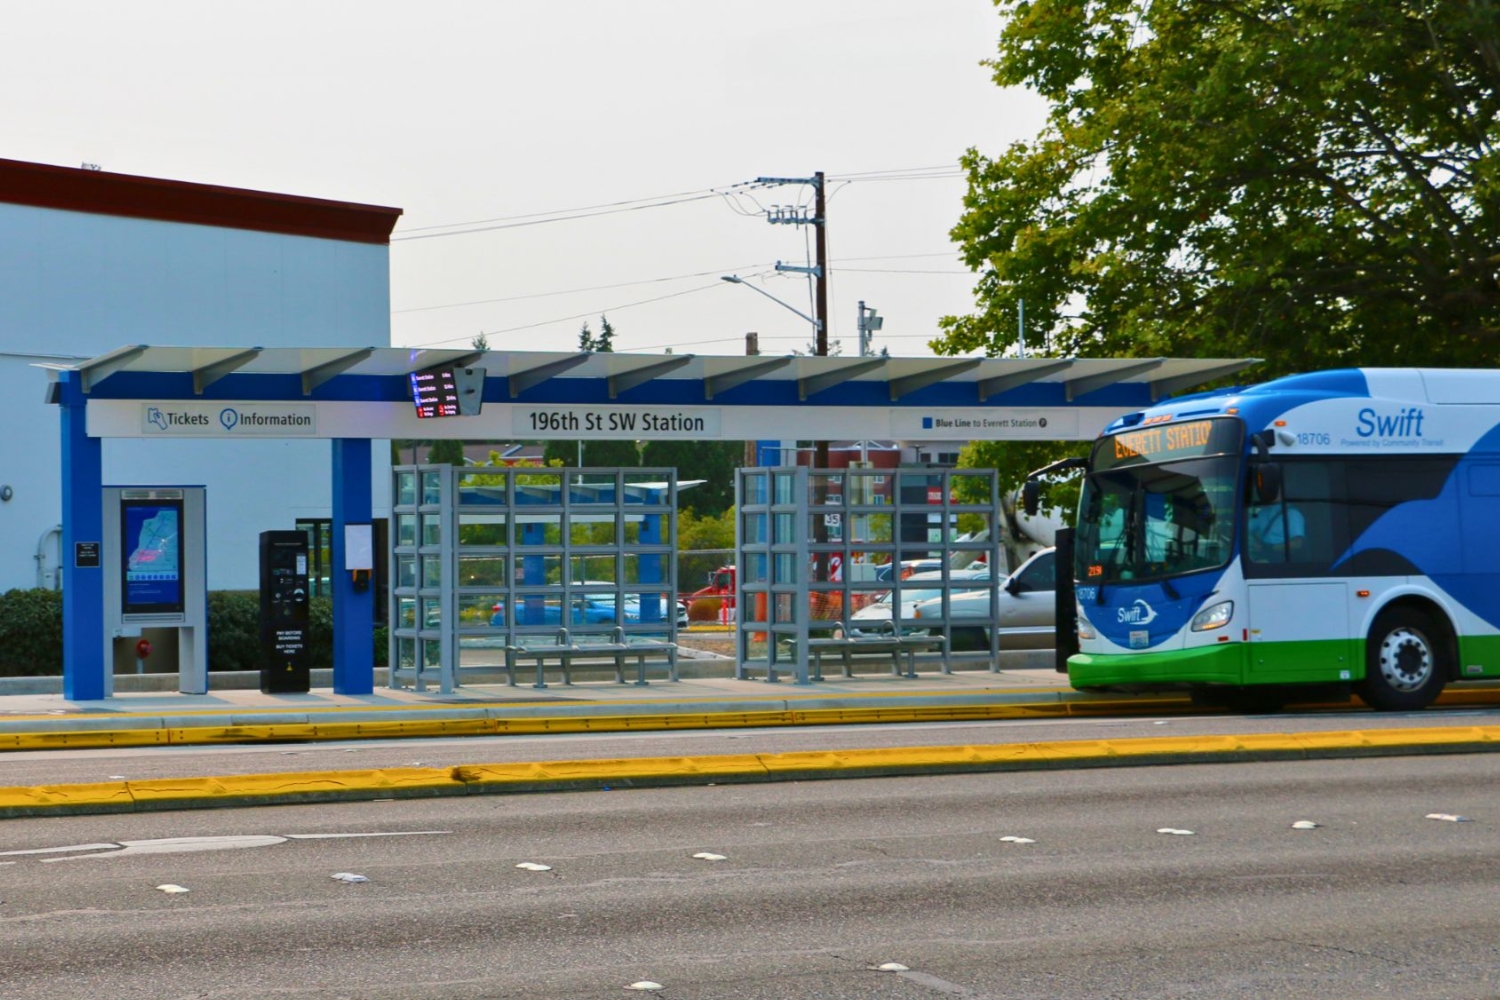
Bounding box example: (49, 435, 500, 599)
(5, 726, 1500, 818)
(0, 729, 169, 750)
(7, 689, 1500, 753)
(0, 780, 134, 811)
(458, 754, 768, 786)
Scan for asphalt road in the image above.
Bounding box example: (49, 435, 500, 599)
(4, 705, 1499, 788)
(3, 754, 1499, 999)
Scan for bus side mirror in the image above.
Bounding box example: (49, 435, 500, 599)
(1253, 463, 1282, 504)
(1022, 480, 1040, 517)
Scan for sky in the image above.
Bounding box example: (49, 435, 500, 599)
(4, 1, 1048, 359)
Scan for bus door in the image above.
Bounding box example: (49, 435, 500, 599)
(1245, 581, 1353, 684)
(1243, 471, 1356, 684)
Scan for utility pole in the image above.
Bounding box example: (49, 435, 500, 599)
(813, 171, 828, 360)
(757, 171, 831, 577)
(757, 172, 829, 465)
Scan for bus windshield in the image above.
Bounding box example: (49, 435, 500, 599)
(1076, 419, 1242, 584)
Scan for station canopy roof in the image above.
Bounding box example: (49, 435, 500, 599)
(55, 346, 1257, 404)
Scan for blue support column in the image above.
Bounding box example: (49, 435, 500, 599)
(638, 507, 664, 624)
(331, 438, 374, 694)
(59, 372, 106, 700)
(521, 521, 546, 625)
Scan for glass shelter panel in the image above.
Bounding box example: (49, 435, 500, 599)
(389, 466, 678, 694)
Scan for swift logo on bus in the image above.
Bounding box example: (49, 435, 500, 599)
(1356, 406, 1425, 438)
(1117, 599, 1158, 625)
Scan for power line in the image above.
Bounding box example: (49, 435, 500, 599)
(391, 262, 771, 314)
(389, 166, 964, 242)
(390, 191, 727, 241)
(392, 254, 961, 315)
(828, 163, 961, 178)
(402, 283, 724, 349)
(836, 267, 971, 274)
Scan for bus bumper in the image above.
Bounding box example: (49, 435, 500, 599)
(1068, 643, 1245, 688)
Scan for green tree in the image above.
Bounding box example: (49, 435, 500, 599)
(582, 438, 641, 467)
(641, 440, 740, 516)
(938, 0, 1500, 374)
(548, 315, 641, 466)
(595, 314, 616, 352)
(426, 439, 465, 466)
(543, 439, 584, 466)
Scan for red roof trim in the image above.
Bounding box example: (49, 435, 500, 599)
(0, 158, 402, 244)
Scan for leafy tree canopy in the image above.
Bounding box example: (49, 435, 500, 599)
(938, 0, 1500, 374)
(942, 0, 1498, 513)
(548, 314, 633, 464)
(426, 439, 466, 466)
(641, 439, 740, 516)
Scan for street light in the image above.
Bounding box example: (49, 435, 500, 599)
(720, 275, 822, 332)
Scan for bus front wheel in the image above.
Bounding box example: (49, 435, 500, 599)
(1357, 608, 1449, 711)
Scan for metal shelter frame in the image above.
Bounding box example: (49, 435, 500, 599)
(389, 464, 678, 694)
(49, 345, 1257, 699)
(735, 466, 1004, 684)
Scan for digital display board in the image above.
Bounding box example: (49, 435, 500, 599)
(1092, 418, 1242, 472)
(120, 498, 185, 614)
(410, 366, 461, 418)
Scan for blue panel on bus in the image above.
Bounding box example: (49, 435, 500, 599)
(1333, 419, 1500, 630)
(1080, 568, 1226, 650)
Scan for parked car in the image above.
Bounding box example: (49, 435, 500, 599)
(872, 558, 944, 582)
(490, 594, 620, 627)
(577, 582, 688, 628)
(490, 591, 687, 628)
(834, 568, 991, 638)
(912, 547, 1056, 651)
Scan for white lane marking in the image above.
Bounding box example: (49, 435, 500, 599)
(283, 831, 450, 839)
(0, 843, 120, 857)
(19, 830, 451, 863)
(44, 836, 287, 861)
(898, 969, 995, 997)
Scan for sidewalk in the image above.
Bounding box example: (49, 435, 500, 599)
(0, 664, 1090, 743)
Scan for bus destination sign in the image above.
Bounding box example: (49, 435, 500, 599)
(1095, 418, 1239, 470)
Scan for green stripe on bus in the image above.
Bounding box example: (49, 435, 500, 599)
(1070, 640, 1357, 688)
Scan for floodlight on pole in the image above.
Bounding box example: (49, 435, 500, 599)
(720, 275, 823, 332)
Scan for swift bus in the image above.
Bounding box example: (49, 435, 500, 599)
(1040, 368, 1500, 711)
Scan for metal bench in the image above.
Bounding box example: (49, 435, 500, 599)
(504, 626, 678, 688)
(803, 633, 949, 680)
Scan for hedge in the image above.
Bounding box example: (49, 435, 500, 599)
(0, 588, 64, 677)
(0, 588, 388, 677)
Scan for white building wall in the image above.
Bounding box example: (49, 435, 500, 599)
(0, 201, 392, 592)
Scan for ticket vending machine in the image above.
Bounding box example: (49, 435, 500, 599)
(102, 486, 208, 696)
(259, 530, 311, 694)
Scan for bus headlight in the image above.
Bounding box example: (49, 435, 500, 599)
(1075, 601, 1095, 640)
(1191, 600, 1233, 631)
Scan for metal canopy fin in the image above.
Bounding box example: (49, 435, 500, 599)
(705, 356, 793, 399)
(977, 359, 1075, 401)
(1149, 359, 1260, 401)
(509, 354, 590, 398)
(799, 358, 886, 400)
(191, 348, 262, 395)
(445, 351, 486, 370)
(889, 359, 982, 401)
(300, 347, 375, 395)
(1065, 359, 1165, 401)
(78, 344, 149, 393)
(609, 355, 694, 399)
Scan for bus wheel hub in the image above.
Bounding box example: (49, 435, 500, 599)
(1379, 628, 1432, 691)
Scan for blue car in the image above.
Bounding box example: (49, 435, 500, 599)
(490, 593, 685, 627)
(490, 595, 620, 627)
